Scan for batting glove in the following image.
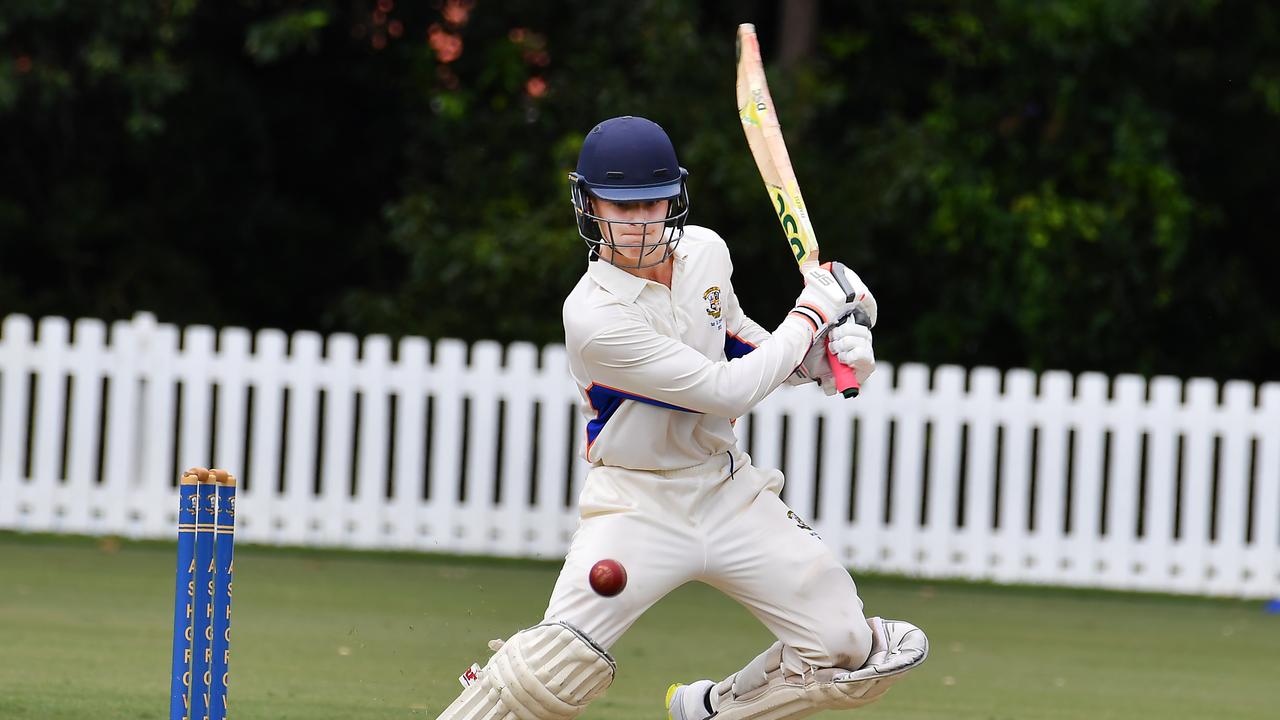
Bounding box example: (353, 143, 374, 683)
(790, 264, 877, 334)
(789, 313, 876, 394)
(828, 320, 875, 385)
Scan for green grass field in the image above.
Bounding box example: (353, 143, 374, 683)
(1, 532, 1277, 719)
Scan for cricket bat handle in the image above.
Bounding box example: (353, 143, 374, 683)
(827, 344, 859, 398)
(822, 261, 870, 399)
(826, 314, 870, 398)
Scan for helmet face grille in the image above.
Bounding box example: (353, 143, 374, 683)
(570, 174, 690, 269)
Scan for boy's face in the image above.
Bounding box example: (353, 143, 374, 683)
(591, 197, 672, 266)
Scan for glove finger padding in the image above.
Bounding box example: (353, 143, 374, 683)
(827, 322, 875, 384)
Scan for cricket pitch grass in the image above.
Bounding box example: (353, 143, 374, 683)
(1, 532, 1276, 719)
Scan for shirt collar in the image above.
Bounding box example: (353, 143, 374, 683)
(588, 247, 687, 302)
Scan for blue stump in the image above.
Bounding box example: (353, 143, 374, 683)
(210, 475, 237, 720)
(169, 474, 199, 720)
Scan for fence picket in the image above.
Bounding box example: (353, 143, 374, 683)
(1030, 371, 1072, 584)
(1214, 381, 1254, 595)
(281, 332, 322, 544)
(133, 318, 179, 538)
(29, 317, 70, 531)
(64, 319, 108, 534)
(995, 370, 1035, 583)
(1174, 379, 1217, 593)
(1251, 384, 1280, 597)
(213, 327, 251, 501)
(1107, 375, 1146, 590)
(886, 364, 927, 575)
(1067, 373, 1108, 586)
(496, 343, 539, 557)
(850, 362, 891, 573)
(390, 337, 430, 550)
(241, 329, 287, 544)
(316, 334, 357, 545)
(528, 346, 569, 559)
(815, 400, 855, 566)
(177, 325, 216, 488)
(100, 318, 141, 535)
(353, 335, 393, 548)
(0, 315, 33, 529)
(1143, 377, 1182, 591)
(781, 386, 818, 526)
(924, 366, 964, 577)
(425, 339, 466, 553)
(460, 341, 503, 554)
(959, 367, 1000, 581)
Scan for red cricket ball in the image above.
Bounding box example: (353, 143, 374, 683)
(588, 558, 627, 597)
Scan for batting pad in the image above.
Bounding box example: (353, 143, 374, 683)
(435, 621, 616, 720)
(709, 617, 928, 720)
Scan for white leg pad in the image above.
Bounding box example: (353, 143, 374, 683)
(710, 617, 929, 720)
(435, 621, 616, 720)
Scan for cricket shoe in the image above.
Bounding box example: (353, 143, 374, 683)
(666, 679, 715, 720)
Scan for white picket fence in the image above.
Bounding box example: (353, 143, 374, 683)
(1, 312, 1277, 598)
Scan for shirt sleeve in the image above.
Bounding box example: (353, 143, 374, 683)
(579, 313, 815, 419)
(724, 287, 772, 356)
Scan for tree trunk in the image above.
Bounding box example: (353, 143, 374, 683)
(779, 0, 818, 68)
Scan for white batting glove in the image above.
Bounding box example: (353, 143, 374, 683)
(828, 320, 875, 385)
(790, 267, 849, 333)
(789, 263, 878, 335)
(829, 264, 877, 328)
(789, 334, 836, 392)
(789, 313, 875, 394)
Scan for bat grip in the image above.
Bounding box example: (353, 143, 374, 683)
(820, 259, 871, 400)
(827, 343, 861, 398)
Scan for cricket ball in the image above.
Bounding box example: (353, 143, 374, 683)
(588, 558, 627, 597)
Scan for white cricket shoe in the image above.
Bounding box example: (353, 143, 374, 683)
(666, 679, 716, 720)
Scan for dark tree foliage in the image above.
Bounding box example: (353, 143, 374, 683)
(1, 0, 1276, 381)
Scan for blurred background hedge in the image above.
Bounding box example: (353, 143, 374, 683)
(2, 0, 1277, 381)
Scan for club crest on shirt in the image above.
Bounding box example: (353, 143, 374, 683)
(703, 286, 723, 330)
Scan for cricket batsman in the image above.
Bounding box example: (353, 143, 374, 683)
(436, 116, 927, 720)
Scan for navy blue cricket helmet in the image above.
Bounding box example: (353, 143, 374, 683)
(569, 116, 690, 267)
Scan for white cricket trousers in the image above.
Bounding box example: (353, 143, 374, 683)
(542, 449, 873, 675)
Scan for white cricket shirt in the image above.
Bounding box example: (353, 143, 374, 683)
(563, 225, 820, 470)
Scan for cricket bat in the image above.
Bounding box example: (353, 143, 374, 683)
(735, 22, 863, 398)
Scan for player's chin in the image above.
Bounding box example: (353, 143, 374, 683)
(615, 234, 666, 252)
